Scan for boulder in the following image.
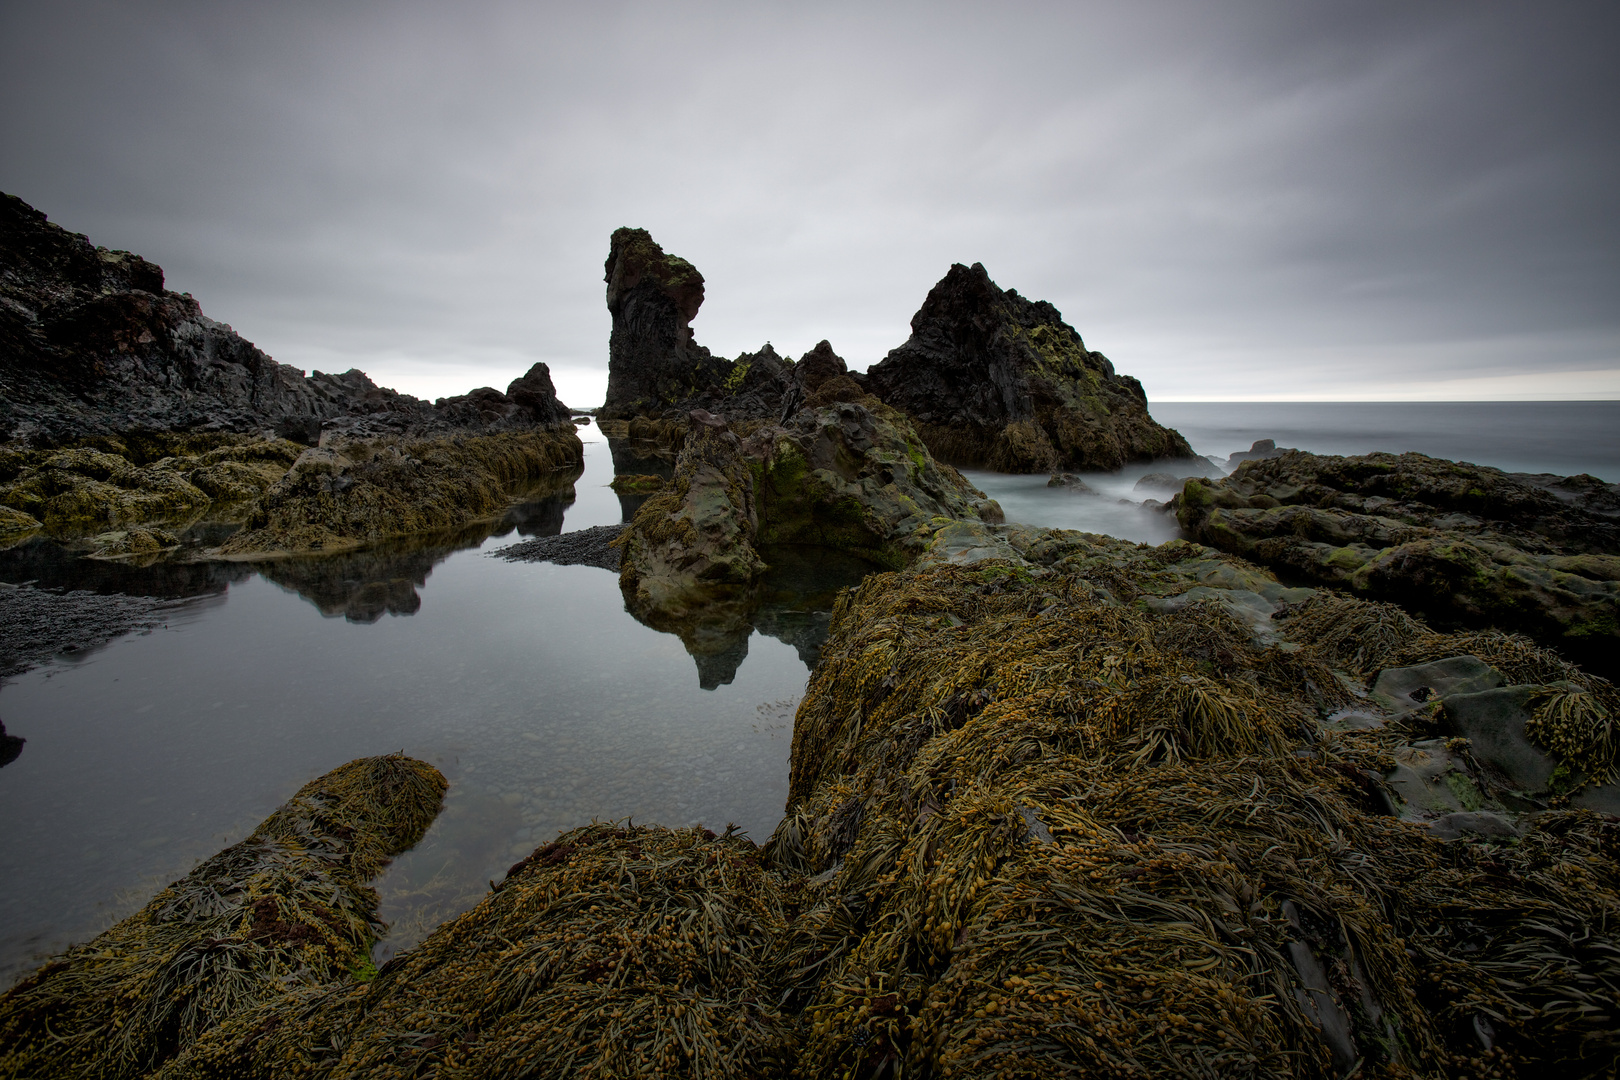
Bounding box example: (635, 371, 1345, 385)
(860, 262, 1193, 472)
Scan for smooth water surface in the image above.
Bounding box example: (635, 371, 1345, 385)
(1154, 400, 1620, 481)
(0, 439, 860, 981)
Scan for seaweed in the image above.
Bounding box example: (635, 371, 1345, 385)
(0, 755, 446, 1080)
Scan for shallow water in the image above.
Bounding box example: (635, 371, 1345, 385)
(0, 439, 866, 980)
(3, 401, 1612, 984)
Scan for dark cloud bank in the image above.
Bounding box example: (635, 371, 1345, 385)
(2, 1, 1616, 404)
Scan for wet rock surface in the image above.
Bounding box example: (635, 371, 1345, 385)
(497, 523, 626, 572)
(861, 261, 1195, 472)
(0, 581, 187, 677)
(616, 403, 992, 628)
(1176, 450, 1620, 673)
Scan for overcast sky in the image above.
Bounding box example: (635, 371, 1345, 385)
(3, 1, 1617, 406)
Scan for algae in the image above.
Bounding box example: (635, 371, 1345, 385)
(0, 755, 446, 1080)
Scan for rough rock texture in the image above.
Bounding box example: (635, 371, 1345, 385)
(0, 435, 304, 535)
(496, 523, 626, 572)
(615, 403, 997, 629)
(861, 262, 1195, 472)
(1174, 450, 1620, 673)
(218, 430, 583, 557)
(1, 192, 571, 445)
(599, 227, 731, 420)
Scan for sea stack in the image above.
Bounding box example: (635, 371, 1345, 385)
(600, 227, 730, 419)
(863, 262, 1194, 472)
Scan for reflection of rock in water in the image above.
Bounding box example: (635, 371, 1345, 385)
(624, 545, 879, 688)
(606, 435, 677, 523)
(0, 717, 24, 768)
(0, 533, 253, 600)
(258, 486, 577, 623)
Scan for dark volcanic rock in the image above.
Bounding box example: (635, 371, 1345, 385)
(1175, 450, 1620, 671)
(497, 524, 626, 572)
(1, 192, 572, 445)
(600, 227, 729, 420)
(862, 262, 1194, 473)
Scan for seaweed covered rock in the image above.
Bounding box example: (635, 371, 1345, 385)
(766, 527, 1620, 1079)
(861, 262, 1195, 472)
(615, 403, 997, 629)
(0, 754, 446, 1080)
(1175, 450, 1620, 673)
(218, 428, 584, 557)
(0, 434, 305, 534)
(0, 192, 575, 446)
(161, 823, 797, 1080)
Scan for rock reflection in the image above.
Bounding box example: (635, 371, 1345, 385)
(625, 545, 879, 688)
(605, 432, 677, 522)
(260, 478, 579, 623)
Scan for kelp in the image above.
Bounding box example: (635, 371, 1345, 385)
(11, 536, 1620, 1080)
(0, 755, 446, 1080)
(1281, 591, 1620, 784)
(162, 823, 798, 1080)
(769, 558, 1620, 1079)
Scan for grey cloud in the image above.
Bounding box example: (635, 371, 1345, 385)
(2, 0, 1615, 404)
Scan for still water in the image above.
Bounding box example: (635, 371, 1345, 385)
(2, 401, 1612, 984)
(0, 439, 865, 981)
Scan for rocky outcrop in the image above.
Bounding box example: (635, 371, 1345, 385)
(1, 192, 572, 445)
(1175, 450, 1620, 673)
(217, 429, 583, 558)
(615, 403, 999, 629)
(0, 435, 305, 536)
(861, 262, 1195, 472)
(600, 227, 726, 419)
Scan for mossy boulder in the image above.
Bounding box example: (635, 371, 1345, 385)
(616, 403, 993, 627)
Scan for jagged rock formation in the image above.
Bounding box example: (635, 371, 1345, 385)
(1175, 450, 1620, 673)
(1, 192, 571, 445)
(600, 227, 728, 419)
(862, 262, 1194, 472)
